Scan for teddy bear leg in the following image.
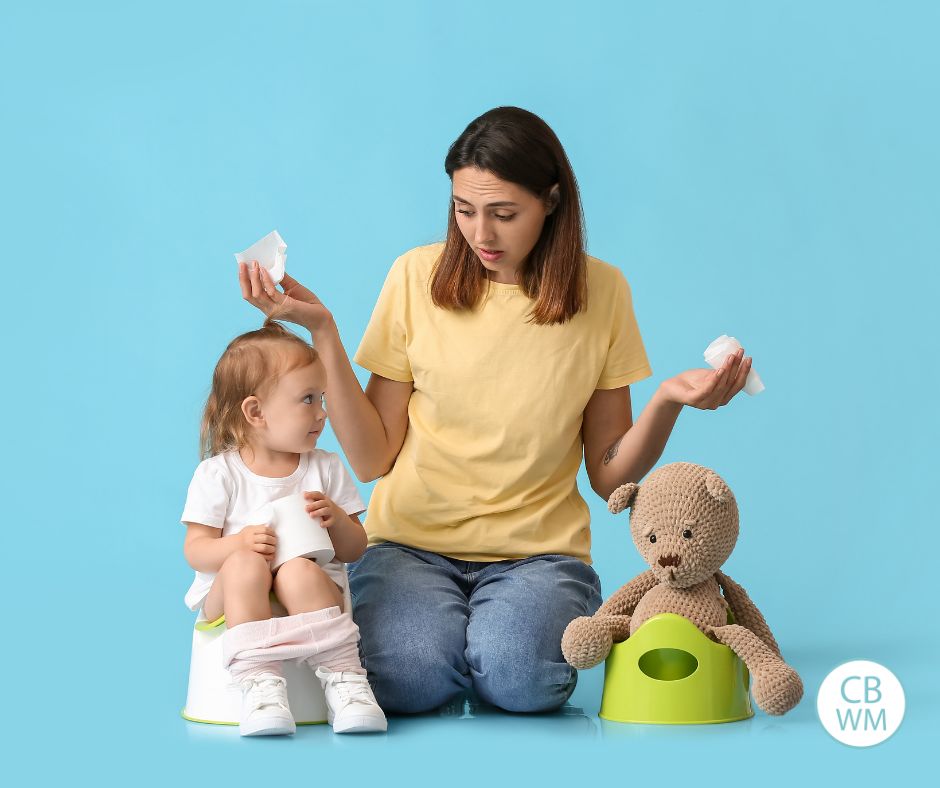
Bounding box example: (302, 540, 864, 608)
(710, 624, 804, 716)
(561, 614, 631, 670)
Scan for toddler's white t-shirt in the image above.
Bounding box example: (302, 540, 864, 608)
(180, 449, 366, 611)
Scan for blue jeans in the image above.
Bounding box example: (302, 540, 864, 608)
(347, 542, 603, 714)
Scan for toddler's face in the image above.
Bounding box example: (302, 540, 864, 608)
(258, 361, 328, 453)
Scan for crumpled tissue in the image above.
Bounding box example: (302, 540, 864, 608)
(703, 335, 765, 395)
(234, 230, 287, 284)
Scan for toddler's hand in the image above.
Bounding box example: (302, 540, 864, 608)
(239, 524, 277, 561)
(303, 491, 344, 528)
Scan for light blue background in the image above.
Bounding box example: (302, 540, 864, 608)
(3, 0, 936, 783)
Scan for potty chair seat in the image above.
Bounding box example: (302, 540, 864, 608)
(599, 612, 752, 724)
(181, 577, 352, 726)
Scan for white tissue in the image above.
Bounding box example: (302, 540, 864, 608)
(703, 335, 765, 395)
(234, 230, 287, 285)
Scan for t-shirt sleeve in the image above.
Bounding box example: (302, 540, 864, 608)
(596, 271, 653, 389)
(353, 256, 413, 383)
(326, 453, 367, 516)
(181, 460, 232, 528)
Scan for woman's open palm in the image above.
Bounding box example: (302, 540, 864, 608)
(660, 348, 752, 410)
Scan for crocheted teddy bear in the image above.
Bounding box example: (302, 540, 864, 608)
(561, 462, 803, 716)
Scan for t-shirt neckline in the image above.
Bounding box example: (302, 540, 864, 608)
(485, 279, 522, 294)
(232, 450, 310, 486)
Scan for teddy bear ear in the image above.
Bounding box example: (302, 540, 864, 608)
(704, 471, 732, 503)
(608, 482, 639, 514)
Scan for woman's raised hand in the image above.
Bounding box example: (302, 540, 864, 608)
(238, 260, 334, 334)
(659, 347, 752, 411)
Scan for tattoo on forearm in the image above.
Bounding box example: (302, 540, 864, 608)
(603, 437, 623, 465)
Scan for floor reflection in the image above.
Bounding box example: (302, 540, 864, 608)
(431, 693, 600, 737)
(183, 696, 601, 741)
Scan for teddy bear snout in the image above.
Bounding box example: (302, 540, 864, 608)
(657, 554, 681, 568)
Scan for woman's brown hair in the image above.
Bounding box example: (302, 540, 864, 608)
(200, 319, 320, 458)
(433, 106, 587, 325)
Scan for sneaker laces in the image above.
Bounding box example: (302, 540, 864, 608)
(318, 670, 375, 706)
(243, 674, 290, 712)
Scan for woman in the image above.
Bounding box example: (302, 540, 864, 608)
(238, 106, 751, 714)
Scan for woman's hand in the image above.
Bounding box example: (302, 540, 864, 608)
(238, 260, 334, 334)
(659, 348, 752, 410)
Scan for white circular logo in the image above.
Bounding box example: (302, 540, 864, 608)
(817, 660, 905, 747)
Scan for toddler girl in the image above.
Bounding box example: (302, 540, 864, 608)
(181, 319, 386, 736)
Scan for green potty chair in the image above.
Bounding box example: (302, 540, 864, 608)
(600, 613, 752, 724)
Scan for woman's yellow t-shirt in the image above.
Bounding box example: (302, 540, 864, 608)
(353, 243, 652, 563)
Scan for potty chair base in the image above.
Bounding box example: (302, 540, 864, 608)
(600, 613, 752, 725)
(181, 609, 328, 726)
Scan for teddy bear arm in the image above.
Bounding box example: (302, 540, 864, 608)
(561, 615, 615, 669)
(561, 572, 656, 669)
(709, 623, 804, 716)
(716, 570, 781, 657)
(595, 569, 658, 617)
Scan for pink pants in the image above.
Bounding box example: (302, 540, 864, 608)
(222, 606, 364, 683)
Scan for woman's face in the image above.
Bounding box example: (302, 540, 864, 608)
(451, 167, 554, 284)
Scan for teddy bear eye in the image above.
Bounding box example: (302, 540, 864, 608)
(649, 534, 657, 544)
(683, 529, 693, 539)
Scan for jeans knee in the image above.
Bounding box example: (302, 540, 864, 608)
(364, 644, 468, 714)
(471, 646, 576, 713)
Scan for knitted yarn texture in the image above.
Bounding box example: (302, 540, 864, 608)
(561, 462, 803, 716)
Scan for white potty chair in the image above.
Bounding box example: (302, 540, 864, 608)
(181, 575, 353, 726)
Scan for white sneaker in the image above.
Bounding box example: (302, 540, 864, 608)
(238, 672, 296, 736)
(315, 667, 388, 733)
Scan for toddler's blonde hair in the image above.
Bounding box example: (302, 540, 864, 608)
(200, 318, 320, 458)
